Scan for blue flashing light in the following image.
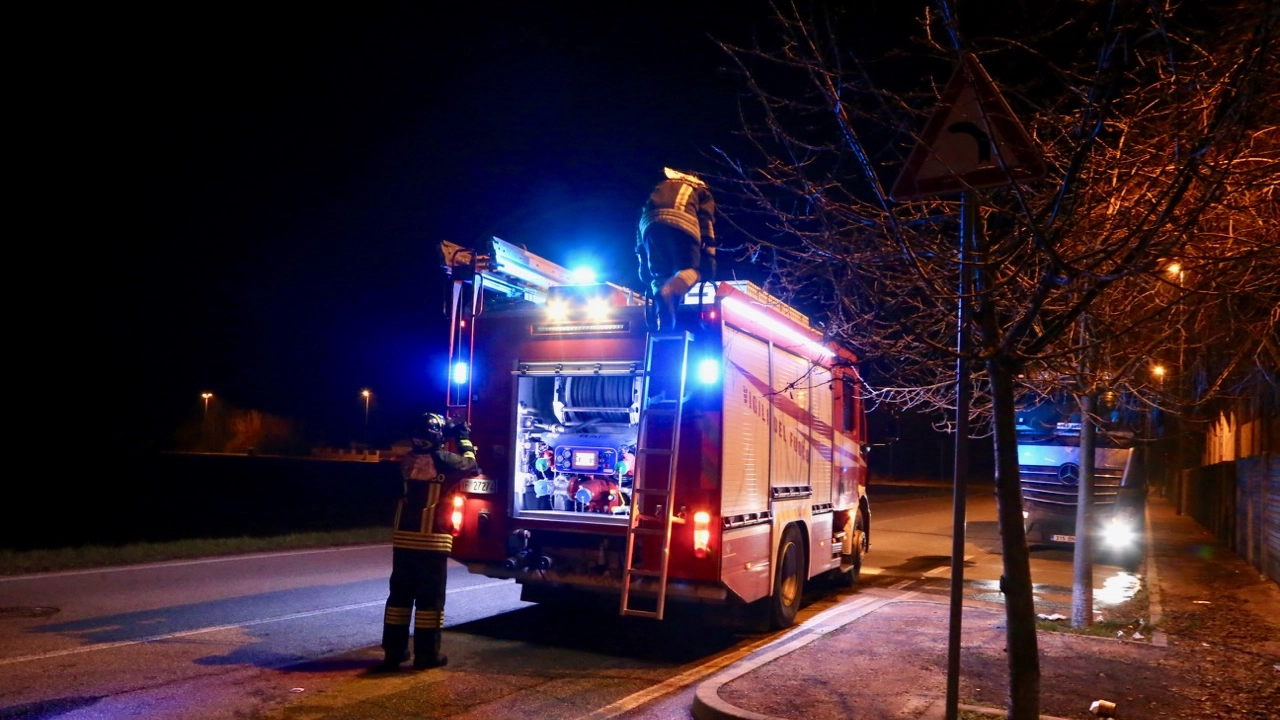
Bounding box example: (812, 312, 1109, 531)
(570, 266, 598, 284)
(452, 361, 469, 385)
(696, 357, 720, 385)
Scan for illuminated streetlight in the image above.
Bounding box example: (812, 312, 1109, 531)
(1152, 365, 1166, 388)
(361, 389, 371, 427)
(201, 392, 213, 418)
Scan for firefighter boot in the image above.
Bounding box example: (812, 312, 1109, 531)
(378, 606, 411, 671)
(657, 292, 678, 331)
(412, 628, 447, 670)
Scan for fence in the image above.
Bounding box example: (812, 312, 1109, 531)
(1175, 454, 1280, 585)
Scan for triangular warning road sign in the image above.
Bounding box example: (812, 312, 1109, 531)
(890, 54, 1047, 201)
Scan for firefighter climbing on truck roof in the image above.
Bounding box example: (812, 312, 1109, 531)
(636, 167, 717, 330)
(378, 412, 478, 671)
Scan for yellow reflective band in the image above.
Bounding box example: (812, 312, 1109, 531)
(414, 609, 444, 628)
(392, 531, 453, 552)
(384, 606, 412, 625)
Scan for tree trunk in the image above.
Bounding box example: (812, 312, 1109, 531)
(988, 357, 1041, 720)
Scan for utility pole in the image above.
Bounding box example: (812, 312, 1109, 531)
(1072, 392, 1097, 627)
(1072, 313, 1096, 628)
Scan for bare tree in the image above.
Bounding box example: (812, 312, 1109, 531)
(711, 1, 1279, 717)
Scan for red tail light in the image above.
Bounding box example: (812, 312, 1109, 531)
(450, 495, 465, 536)
(693, 511, 711, 558)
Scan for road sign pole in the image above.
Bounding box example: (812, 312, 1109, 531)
(944, 190, 975, 720)
(888, 51, 1045, 720)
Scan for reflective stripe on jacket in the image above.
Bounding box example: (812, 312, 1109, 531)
(639, 179, 715, 245)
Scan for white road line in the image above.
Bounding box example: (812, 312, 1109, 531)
(0, 545, 391, 582)
(925, 554, 974, 576)
(449, 578, 516, 593)
(0, 579, 513, 666)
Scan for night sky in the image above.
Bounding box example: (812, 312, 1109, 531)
(33, 1, 918, 453)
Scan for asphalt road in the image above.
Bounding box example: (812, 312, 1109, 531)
(0, 547, 529, 719)
(0, 488, 1134, 720)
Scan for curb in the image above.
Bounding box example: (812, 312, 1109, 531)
(691, 593, 904, 720)
(691, 501, 1168, 720)
(1143, 498, 1168, 647)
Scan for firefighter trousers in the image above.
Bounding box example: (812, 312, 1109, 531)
(382, 536, 450, 668)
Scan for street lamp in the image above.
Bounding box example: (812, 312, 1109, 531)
(1152, 364, 1165, 388)
(361, 389, 371, 427)
(201, 392, 213, 418)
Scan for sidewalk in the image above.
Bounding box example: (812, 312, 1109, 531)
(692, 496, 1280, 720)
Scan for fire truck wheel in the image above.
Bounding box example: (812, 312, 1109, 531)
(769, 524, 806, 629)
(836, 511, 867, 588)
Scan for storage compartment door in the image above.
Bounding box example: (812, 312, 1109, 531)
(721, 326, 771, 517)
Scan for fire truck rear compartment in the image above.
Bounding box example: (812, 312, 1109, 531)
(513, 373, 641, 522)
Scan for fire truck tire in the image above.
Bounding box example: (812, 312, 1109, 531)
(835, 511, 867, 588)
(769, 524, 806, 629)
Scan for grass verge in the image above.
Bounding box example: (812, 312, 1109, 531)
(1034, 584, 1154, 641)
(0, 527, 391, 576)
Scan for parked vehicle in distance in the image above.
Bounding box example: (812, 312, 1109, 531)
(1016, 397, 1147, 567)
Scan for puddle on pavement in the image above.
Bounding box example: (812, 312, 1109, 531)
(963, 571, 1141, 608)
(1094, 570, 1142, 606)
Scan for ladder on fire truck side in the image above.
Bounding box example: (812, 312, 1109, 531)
(620, 331, 691, 620)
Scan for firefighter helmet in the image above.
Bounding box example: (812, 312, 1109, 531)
(663, 166, 707, 187)
(411, 412, 446, 451)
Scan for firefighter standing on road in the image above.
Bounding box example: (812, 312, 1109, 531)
(636, 167, 717, 330)
(379, 412, 478, 671)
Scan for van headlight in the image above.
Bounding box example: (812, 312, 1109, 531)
(1101, 515, 1137, 549)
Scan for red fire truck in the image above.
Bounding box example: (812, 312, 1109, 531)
(437, 237, 871, 629)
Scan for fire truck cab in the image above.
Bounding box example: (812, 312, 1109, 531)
(439, 237, 871, 628)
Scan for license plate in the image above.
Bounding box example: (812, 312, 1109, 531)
(1051, 534, 1076, 543)
(461, 477, 495, 494)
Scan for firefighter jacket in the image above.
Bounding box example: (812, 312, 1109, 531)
(636, 177, 717, 285)
(638, 177, 715, 248)
(393, 444, 478, 554)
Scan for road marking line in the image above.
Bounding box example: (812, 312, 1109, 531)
(925, 554, 975, 576)
(0, 545, 393, 582)
(0, 579, 513, 666)
(449, 578, 516, 593)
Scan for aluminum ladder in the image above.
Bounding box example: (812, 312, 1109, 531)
(620, 330, 691, 619)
